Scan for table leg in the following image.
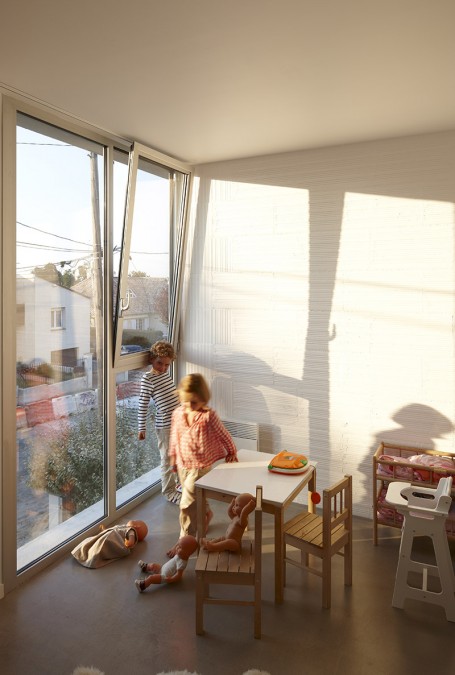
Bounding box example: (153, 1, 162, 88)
(307, 467, 317, 514)
(196, 487, 205, 542)
(275, 508, 284, 604)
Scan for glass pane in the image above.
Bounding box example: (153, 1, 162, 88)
(115, 366, 161, 508)
(120, 158, 170, 353)
(16, 114, 105, 570)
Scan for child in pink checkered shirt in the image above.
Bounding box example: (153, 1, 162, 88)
(167, 373, 238, 554)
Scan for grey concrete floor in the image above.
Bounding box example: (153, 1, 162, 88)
(1, 492, 455, 675)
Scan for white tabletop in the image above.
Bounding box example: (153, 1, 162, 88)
(195, 449, 316, 507)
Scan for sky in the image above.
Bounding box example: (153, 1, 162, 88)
(16, 124, 170, 281)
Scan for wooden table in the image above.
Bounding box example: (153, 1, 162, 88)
(195, 449, 317, 603)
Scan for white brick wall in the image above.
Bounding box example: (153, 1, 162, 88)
(180, 131, 455, 518)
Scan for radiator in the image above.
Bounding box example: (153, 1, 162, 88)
(220, 418, 259, 452)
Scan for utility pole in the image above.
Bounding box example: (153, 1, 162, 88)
(89, 151, 103, 411)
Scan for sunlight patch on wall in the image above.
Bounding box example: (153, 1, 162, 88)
(331, 192, 455, 478)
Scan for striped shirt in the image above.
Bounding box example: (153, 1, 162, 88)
(169, 405, 237, 469)
(137, 371, 180, 431)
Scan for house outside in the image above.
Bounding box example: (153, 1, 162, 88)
(17, 275, 91, 367)
(72, 275, 169, 348)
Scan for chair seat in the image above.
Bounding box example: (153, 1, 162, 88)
(284, 512, 349, 550)
(195, 539, 256, 578)
(284, 512, 322, 545)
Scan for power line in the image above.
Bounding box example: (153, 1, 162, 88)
(17, 220, 92, 247)
(16, 241, 90, 253)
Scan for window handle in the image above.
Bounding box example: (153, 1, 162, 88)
(119, 290, 131, 313)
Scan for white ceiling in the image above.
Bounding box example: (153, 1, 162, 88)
(1, 0, 455, 165)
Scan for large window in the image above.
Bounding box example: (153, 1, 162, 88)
(15, 114, 106, 570)
(1, 97, 192, 592)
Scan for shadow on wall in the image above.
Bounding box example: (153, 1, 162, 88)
(211, 350, 310, 453)
(371, 403, 454, 452)
(361, 403, 455, 504)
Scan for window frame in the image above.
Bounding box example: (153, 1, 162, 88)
(1, 91, 193, 594)
(50, 307, 65, 330)
(113, 142, 192, 368)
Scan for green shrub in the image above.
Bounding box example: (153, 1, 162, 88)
(28, 406, 159, 513)
(35, 363, 54, 379)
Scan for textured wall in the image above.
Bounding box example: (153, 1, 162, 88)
(180, 131, 455, 518)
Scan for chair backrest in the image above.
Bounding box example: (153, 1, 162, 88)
(322, 475, 352, 545)
(401, 475, 452, 516)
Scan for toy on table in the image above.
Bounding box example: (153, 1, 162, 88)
(135, 534, 198, 592)
(200, 492, 256, 553)
(268, 450, 309, 475)
(71, 520, 148, 569)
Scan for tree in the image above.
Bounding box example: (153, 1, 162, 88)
(155, 279, 169, 325)
(33, 261, 76, 288)
(60, 268, 76, 288)
(77, 263, 89, 281)
(33, 262, 61, 285)
(27, 406, 159, 513)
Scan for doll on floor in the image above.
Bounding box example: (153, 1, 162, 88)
(71, 520, 148, 569)
(135, 534, 198, 592)
(199, 492, 256, 553)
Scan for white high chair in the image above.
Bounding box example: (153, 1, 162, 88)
(385, 477, 455, 622)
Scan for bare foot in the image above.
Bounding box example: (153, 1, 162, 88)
(166, 545, 177, 558)
(201, 538, 215, 551)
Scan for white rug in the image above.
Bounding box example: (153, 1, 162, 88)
(72, 668, 271, 675)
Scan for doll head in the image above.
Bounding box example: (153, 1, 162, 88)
(232, 493, 255, 516)
(127, 520, 148, 542)
(175, 535, 198, 560)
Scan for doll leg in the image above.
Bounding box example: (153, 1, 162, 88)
(135, 565, 163, 592)
(201, 537, 240, 553)
(143, 572, 163, 587)
(138, 560, 160, 573)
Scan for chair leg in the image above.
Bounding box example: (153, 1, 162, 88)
(254, 583, 261, 639)
(322, 554, 331, 609)
(195, 574, 204, 635)
(300, 549, 309, 569)
(344, 539, 353, 587)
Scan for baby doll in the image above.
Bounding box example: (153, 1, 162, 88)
(123, 520, 149, 548)
(135, 534, 198, 592)
(199, 492, 256, 553)
(71, 519, 148, 568)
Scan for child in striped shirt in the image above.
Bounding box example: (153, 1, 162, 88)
(137, 340, 181, 504)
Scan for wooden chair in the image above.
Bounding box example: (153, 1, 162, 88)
(195, 485, 263, 638)
(283, 475, 352, 609)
